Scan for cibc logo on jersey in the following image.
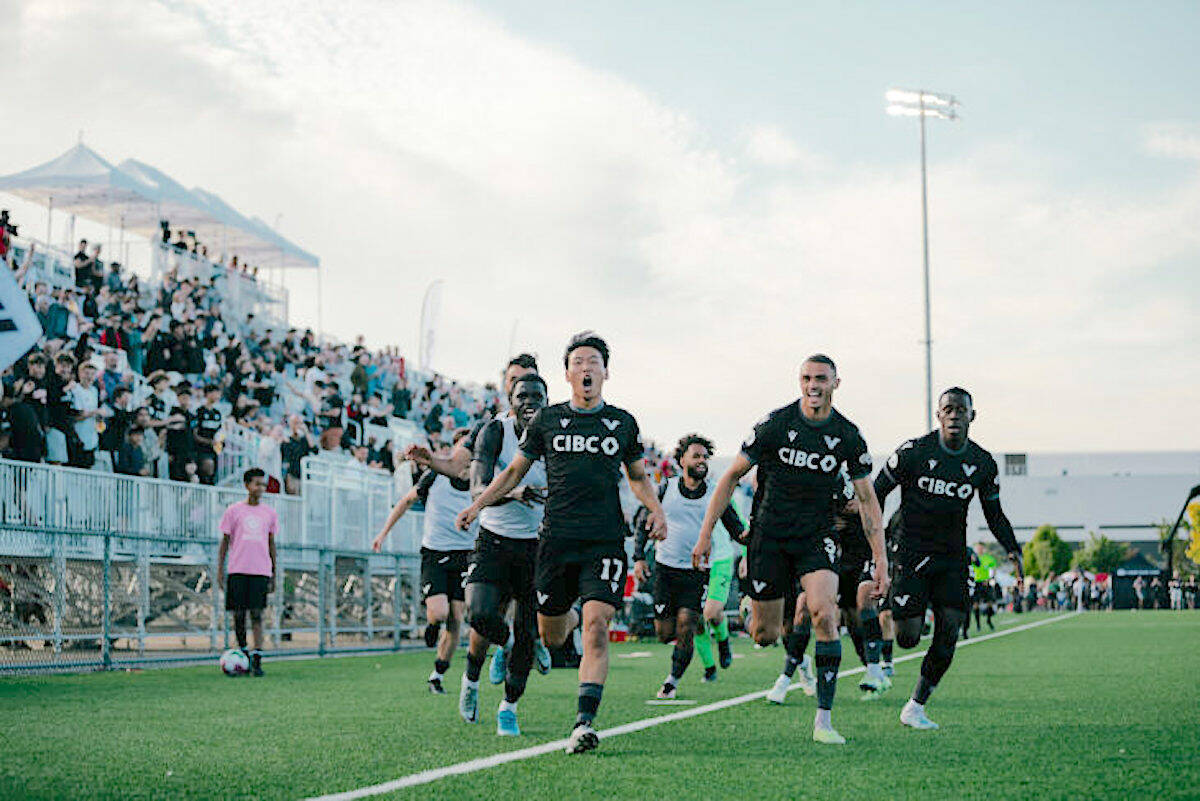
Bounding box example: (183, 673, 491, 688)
(777, 447, 840, 472)
(552, 434, 620, 456)
(917, 475, 974, 499)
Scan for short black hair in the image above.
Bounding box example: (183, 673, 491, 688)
(675, 433, 714, 463)
(563, 331, 609, 368)
(204, 384, 220, 393)
(507, 353, 538, 371)
(510, 373, 548, 398)
(940, 386, 973, 406)
(803, 353, 837, 374)
(243, 467, 266, 484)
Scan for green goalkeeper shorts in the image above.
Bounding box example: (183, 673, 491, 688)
(706, 557, 734, 605)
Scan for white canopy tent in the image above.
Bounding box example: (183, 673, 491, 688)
(0, 143, 318, 270)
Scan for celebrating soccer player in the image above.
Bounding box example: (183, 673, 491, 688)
(457, 374, 549, 736)
(373, 429, 478, 695)
(874, 387, 1023, 731)
(631, 433, 746, 698)
(696, 355, 888, 745)
(457, 331, 667, 755)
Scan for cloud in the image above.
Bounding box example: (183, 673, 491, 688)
(1144, 123, 1200, 161)
(1, 0, 1197, 455)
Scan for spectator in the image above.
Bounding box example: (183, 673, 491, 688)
(44, 353, 76, 466)
(73, 239, 92, 288)
(134, 407, 163, 477)
(100, 386, 135, 460)
(99, 351, 124, 402)
(193, 384, 224, 485)
(105, 261, 124, 293)
(164, 382, 197, 482)
(0, 380, 45, 463)
(69, 361, 102, 469)
(280, 415, 316, 495)
(115, 427, 150, 477)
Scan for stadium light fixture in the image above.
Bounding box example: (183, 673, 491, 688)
(886, 87, 960, 431)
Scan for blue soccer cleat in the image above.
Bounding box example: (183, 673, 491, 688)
(497, 707, 520, 736)
(489, 646, 507, 685)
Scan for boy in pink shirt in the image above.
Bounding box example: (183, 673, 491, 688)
(217, 467, 278, 676)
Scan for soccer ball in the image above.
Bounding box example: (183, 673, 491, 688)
(220, 648, 250, 676)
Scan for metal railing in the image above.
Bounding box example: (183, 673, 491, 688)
(0, 457, 426, 673)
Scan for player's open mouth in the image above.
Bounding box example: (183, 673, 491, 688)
(582, 375, 594, 388)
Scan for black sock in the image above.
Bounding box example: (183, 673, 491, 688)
(234, 613, 247, 650)
(670, 644, 693, 681)
(913, 675, 936, 705)
(861, 608, 883, 665)
(576, 682, 604, 726)
(973, 606, 981, 629)
(434, 658, 450, 677)
(782, 624, 810, 677)
(465, 653, 484, 682)
(850, 625, 866, 665)
(504, 673, 528, 704)
(882, 639, 894, 663)
(814, 640, 842, 711)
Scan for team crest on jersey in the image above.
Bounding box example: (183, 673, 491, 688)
(823, 435, 841, 449)
(752, 580, 767, 593)
(422, 583, 432, 596)
(536, 591, 550, 605)
(787, 430, 797, 442)
(655, 604, 666, 614)
(894, 594, 910, 607)
(602, 418, 620, 431)
(928, 459, 937, 470)
(963, 464, 977, 477)
(559, 419, 570, 428)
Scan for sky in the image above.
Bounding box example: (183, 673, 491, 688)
(1, 0, 1198, 456)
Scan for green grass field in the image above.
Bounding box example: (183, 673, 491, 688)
(2, 611, 1197, 800)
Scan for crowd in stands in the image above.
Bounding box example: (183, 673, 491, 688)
(0, 212, 512, 493)
(0, 211, 682, 498)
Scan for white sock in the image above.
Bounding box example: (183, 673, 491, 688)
(429, 669, 443, 681)
(503, 630, 515, 650)
(663, 674, 677, 686)
(499, 699, 518, 714)
(867, 663, 884, 680)
(799, 655, 811, 672)
(462, 674, 479, 689)
(905, 699, 924, 713)
(814, 708, 832, 729)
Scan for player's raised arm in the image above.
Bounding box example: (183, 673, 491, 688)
(694, 453, 753, 568)
(458, 454, 533, 530)
(372, 483, 422, 551)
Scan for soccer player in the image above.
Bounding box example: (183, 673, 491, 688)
(631, 433, 746, 698)
(406, 353, 551, 679)
(457, 331, 667, 755)
(217, 468, 278, 677)
(693, 491, 747, 682)
(831, 470, 891, 698)
(874, 387, 1023, 731)
(457, 374, 549, 736)
(373, 429, 478, 694)
(968, 542, 999, 635)
(696, 355, 888, 745)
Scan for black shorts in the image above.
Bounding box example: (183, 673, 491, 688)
(225, 573, 269, 611)
(420, 548, 472, 603)
(467, 528, 536, 603)
(653, 563, 709, 619)
(535, 538, 627, 616)
(837, 555, 874, 610)
(745, 534, 839, 601)
(890, 552, 969, 619)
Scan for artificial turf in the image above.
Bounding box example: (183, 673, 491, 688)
(1, 610, 1195, 800)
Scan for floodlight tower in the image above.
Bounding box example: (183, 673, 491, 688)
(886, 88, 959, 431)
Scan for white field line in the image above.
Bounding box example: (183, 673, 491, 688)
(304, 611, 1080, 801)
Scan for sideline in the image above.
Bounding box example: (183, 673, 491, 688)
(304, 611, 1080, 801)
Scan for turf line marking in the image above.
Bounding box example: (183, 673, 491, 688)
(304, 612, 1079, 801)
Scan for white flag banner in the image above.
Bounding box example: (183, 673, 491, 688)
(0, 268, 42, 372)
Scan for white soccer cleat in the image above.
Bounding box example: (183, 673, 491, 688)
(766, 674, 791, 705)
(656, 681, 677, 700)
(900, 700, 939, 730)
(794, 661, 817, 697)
(812, 726, 846, 745)
(459, 677, 480, 724)
(566, 722, 599, 754)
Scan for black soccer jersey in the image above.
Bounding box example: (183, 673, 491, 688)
(740, 402, 872, 542)
(519, 401, 643, 544)
(881, 430, 1000, 558)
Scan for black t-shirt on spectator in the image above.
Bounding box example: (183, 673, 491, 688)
(5, 401, 45, 462)
(252, 371, 275, 407)
(164, 407, 196, 456)
(282, 434, 315, 479)
(101, 408, 136, 452)
(45, 375, 73, 432)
